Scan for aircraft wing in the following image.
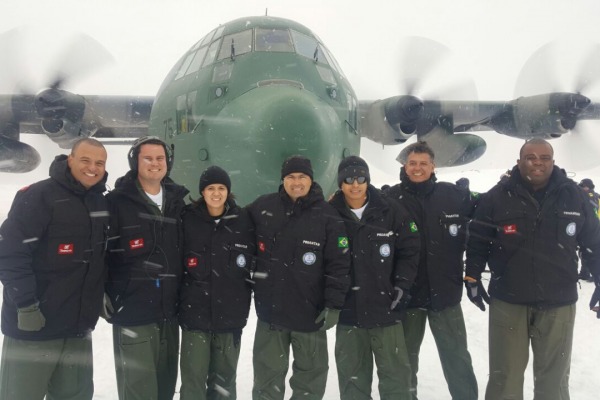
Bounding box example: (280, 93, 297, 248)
(358, 93, 600, 168)
(0, 92, 153, 172)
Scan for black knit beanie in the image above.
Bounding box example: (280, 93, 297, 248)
(199, 166, 231, 193)
(281, 155, 313, 180)
(579, 178, 595, 190)
(337, 156, 370, 187)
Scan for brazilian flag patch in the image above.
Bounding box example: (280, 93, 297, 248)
(338, 236, 349, 248)
(409, 221, 418, 233)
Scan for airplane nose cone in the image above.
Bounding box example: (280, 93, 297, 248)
(208, 84, 342, 203)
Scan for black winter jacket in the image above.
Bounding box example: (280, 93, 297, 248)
(386, 169, 474, 311)
(105, 170, 188, 326)
(329, 186, 420, 328)
(246, 183, 351, 332)
(179, 198, 255, 333)
(0, 155, 109, 340)
(466, 166, 600, 308)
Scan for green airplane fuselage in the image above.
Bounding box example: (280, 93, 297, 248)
(148, 16, 359, 205)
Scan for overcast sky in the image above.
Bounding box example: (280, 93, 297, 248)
(2, 0, 600, 193)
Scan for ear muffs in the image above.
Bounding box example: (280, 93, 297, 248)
(127, 136, 174, 173)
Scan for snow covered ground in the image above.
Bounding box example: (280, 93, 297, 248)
(1, 282, 598, 399)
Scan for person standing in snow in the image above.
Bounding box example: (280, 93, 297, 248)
(466, 138, 600, 399)
(246, 155, 351, 400)
(0, 138, 109, 400)
(329, 156, 420, 399)
(577, 178, 600, 281)
(178, 166, 255, 399)
(384, 141, 479, 400)
(105, 136, 188, 400)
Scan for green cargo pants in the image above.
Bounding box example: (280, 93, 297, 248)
(403, 304, 478, 400)
(112, 319, 179, 400)
(485, 298, 575, 400)
(0, 335, 93, 400)
(179, 329, 242, 400)
(252, 320, 329, 400)
(335, 323, 412, 400)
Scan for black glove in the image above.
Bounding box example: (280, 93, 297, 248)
(17, 302, 46, 331)
(314, 308, 340, 331)
(589, 279, 600, 319)
(465, 280, 490, 311)
(390, 287, 411, 312)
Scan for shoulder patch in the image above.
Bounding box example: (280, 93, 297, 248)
(18, 185, 31, 192)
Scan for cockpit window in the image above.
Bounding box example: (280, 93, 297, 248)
(203, 38, 222, 67)
(255, 28, 294, 52)
(174, 53, 195, 80)
(199, 28, 216, 48)
(217, 29, 252, 61)
(321, 45, 346, 79)
(185, 46, 209, 76)
(291, 30, 327, 64)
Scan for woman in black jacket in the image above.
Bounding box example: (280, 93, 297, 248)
(178, 166, 255, 400)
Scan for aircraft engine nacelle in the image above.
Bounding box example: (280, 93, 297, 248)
(359, 95, 424, 145)
(35, 88, 92, 148)
(487, 93, 591, 138)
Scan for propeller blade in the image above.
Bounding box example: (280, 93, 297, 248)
(398, 36, 478, 101)
(515, 39, 600, 170)
(46, 32, 115, 90)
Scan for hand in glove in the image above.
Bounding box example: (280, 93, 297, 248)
(100, 293, 114, 320)
(464, 278, 490, 311)
(390, 287, 411, 312)
(17, 302, 46, 331)
(314, 308, 340, 331)
(589, 279, 600, 319)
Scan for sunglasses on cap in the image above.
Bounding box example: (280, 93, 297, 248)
(343, 176, 367, 185)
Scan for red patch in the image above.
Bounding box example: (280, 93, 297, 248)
(503, 224, 518, 234)
(57, 243, 74, 255)
(187, 257, 198, 268)
(258, 241, 266, 253)
(18, 185, 31, 192)
(129, 238, 144, 250)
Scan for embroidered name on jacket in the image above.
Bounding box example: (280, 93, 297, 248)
(302, 240, 321, 247)
(562, 211, 581, 217)
(503, 224, 518, 234)
(129, 238, 144, 249)
(376, 232, 394, 237)
(58, 243, 74, 254)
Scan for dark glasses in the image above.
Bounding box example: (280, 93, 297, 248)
(343, 176, 367, 185)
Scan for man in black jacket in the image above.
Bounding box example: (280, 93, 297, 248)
(330, 156, 420, 399)
(105, 136, 188, 400)
(246, 155, 351, 400)
(0, 138, 109, 400)
(385, 141, 478, 400)
(466, 138, 600, 400)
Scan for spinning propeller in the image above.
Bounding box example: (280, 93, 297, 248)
(514, 39, 600, 170)
(0, 26, 114, 172)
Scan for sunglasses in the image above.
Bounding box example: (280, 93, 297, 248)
(343, 176, 367, 185)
